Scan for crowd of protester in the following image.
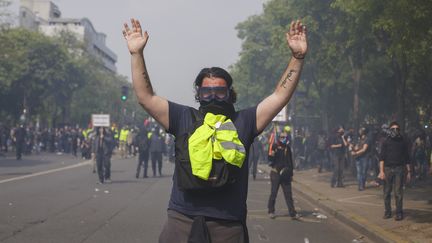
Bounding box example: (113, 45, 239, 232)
(0, 120, 174, 162)
(1, 120, 431, 187)
(258, 122, 432, 189)
(0, 124, 88, 158)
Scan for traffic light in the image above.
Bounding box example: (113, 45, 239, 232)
(121, 85, 128, 101)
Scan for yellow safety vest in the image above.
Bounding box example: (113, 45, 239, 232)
(188, 113, 246, 180)
(83, 128, 92, 139)
(119, 129, 129, 142)
(112, 128, 119, 139)
(82, 130, 88, 139)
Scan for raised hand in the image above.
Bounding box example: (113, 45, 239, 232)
(286, 20, 308, 59)
(122, 18, 149, 55)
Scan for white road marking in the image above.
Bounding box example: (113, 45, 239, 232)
(304, 238, 310, 243)
(0, 160, 92, 184)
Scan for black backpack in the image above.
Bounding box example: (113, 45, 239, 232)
(174, 109, 241, 191)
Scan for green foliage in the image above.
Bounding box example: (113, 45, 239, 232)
(231, 0, 432, 130)
(0, 28, 145, 127)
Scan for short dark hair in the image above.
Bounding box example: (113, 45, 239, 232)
(389, 121, 400, 128)
(360, 126, 369, 135)
(193, 67, 237, 103)
(333, 125, 344, 133)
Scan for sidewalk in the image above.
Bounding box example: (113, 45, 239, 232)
(258, 165, 432, 243)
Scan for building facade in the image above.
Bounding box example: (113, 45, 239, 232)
(19, 0, 117, 72)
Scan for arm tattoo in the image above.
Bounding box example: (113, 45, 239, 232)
(142, 71, 152, 90)
(280, 69, 297, 88)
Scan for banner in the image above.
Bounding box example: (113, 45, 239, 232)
(92, 114, 110, 127)
(272, 106, 287, 122)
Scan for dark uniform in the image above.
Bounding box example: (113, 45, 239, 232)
(136, 128, 150, 178)
(149, 131, 164, 177)
(14, 126, 26, 160)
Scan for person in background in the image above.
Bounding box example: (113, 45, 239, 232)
(136, 126, 150, 178)
(351, 127, 371, 191)
(378, 121, 411, 221)
(329, 125, 348, 188)
(149, 127, 165, 177)
(267, 132, 300, 220)
(92, 127, 114, 184)
(248, 137, 261, 180)
(13, 124, 26, 160)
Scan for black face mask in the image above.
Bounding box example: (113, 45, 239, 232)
(389, 128, 401, 139)
(199, 99, 235, 118)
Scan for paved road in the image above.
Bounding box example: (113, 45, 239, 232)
(0, 154, 370, 242)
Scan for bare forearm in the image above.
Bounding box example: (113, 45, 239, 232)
(130, 53, 169, 129)
(275, 57, 304, 104)
(131, 53, 154, 102)
(379, 161, 384, 173)
(256, 57, 304, 132)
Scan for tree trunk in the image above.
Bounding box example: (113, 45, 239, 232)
(392, 55, 408, 130)
(349, 56, 361, 132)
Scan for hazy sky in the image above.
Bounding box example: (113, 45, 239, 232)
(11, 0, 265, 107)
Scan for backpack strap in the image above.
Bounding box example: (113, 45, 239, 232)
(189, 108, 204, 125)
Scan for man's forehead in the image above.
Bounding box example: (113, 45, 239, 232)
(201, 77, 228, 87)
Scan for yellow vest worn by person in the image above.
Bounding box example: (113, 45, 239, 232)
(188, 113, 246, 180)
(119, 129, 129, 142)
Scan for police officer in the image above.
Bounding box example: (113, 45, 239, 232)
(136, 127, 150, 178)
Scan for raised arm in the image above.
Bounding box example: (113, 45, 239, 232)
(256, 20, 308, 133)
(122, 18, 169, 130)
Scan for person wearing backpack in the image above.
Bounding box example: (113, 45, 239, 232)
(136, 126, 150, 178)
(123, 18, 308, 243)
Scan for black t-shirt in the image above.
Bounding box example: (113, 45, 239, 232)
(356, 135, 372, 159)
(167, 101, 258, 221)
(329, 134, 345, 157)
(379, 136, 409, 167)
(270, 144, 293, 177)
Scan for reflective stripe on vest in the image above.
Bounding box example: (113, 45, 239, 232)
(188, 113, 246, 180)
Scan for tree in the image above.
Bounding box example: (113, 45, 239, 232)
(232, 0, 432, 132)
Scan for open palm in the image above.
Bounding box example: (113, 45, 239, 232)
(123, 19, 149, 54)
(286, 20, 308, 59)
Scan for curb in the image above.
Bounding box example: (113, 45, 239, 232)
(257, 165, 409, 243)
(291, 181, 409, 243)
